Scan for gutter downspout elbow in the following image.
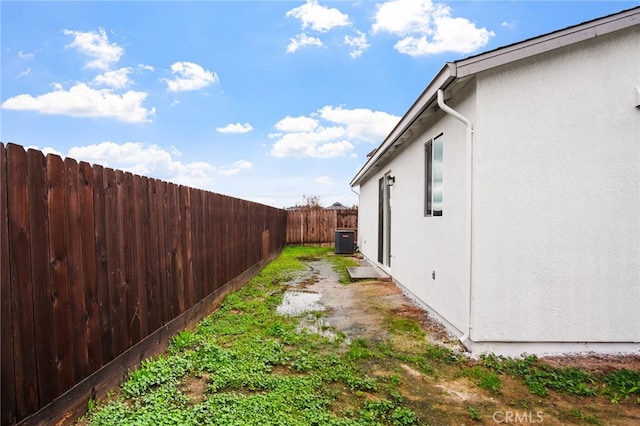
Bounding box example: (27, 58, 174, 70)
(437, 89, 474, 351)
(437, 89, 471, 128)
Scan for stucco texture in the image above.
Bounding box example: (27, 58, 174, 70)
(471, 27, 640, 343)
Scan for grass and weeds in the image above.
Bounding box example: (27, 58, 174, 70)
(79, 246, 640, 425)
(326, 250, 360, 283)
(478, 353, 640, 401)
(80, 246, 421, 425)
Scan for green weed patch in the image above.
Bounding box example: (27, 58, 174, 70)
(480, 354, 601, 397)
(81, 247, 420, 425)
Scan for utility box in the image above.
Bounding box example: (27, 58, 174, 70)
(335, 229, 355, 255)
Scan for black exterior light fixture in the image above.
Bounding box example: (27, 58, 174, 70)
(387, 175, 395, 186)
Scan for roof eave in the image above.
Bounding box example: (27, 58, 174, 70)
(350, 62, 457, 187)
(455, 6, 640, 77)
(349, 6, 640, 188)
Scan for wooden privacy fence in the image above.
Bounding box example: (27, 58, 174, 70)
(1, 143, 287, 425)
(286, 208, 357, 245)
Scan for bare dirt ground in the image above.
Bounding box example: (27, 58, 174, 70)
(285, 255, 640, 425)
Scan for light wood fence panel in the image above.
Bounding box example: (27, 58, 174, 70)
(286, 208, 358, 245)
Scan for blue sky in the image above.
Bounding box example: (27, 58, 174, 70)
(2, 1, 637, 208)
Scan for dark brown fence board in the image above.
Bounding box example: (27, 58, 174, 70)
(174, 185, 187, 313)
(194, 187, 203, 303)
(216, 196, 226, 289)
(115, 170, 128, 356)
(92, 165, 112, 367)
(139, 177, 153, 339)
(47, 154, 75, 396)
(132, 175, 149, 340)
(64, 157, 90, 383)
(179, 186, 194, 310)
(227, 196, 235, 282)
(1, 143, 18, 426)
(123, 172, 135, 348)
(210, 193, 220, 293)
(122, 172, 138, 348)
(26, 149, 57, 406)
(151, 180, 163, 324)
(246, 203, 254, 267)
(233, 197, 241, 278)
(156, 181, 169, 325)
(169, 185, 185, 318)
(191, 189, 204, 302)
(165, 182, 178, 319)
(116, 170, 132, 352)
(202, 191, 212, 297)
(7, 144, 40, 417)
(247, 202, 255, 267)
(145, 179, 160, 333)
(78, 161, 101, 375)
(213, 193, 222, 294)
(103, 168, 122, 360)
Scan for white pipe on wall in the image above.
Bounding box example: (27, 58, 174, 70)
(437, 89, 474, 350)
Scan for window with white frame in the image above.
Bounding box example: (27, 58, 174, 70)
(424, 134, 443, 217)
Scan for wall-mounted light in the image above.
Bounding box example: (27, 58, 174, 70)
(387, 176, 395, 186)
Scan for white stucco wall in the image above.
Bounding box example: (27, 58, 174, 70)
(471, 27, 640, 343)
(357, 84, 475, 335)
(356, 182, 378, 262)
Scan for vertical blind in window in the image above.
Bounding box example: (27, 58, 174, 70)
(425, 134, 443, 217)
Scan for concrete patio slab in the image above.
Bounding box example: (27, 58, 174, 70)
(347, 266, 391, 281)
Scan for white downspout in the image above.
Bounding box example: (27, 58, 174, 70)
(437, 89, 474, 351)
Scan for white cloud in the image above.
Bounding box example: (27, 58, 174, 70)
(1, 83, 155, 123)
(26, 145, 63, 157)
(270, 125, 350, 159)
(286, 0, 350, 32)
(372, 0, 435, 35)
(314, 176, 334, 186)
(63, 28, 123, 70)
(170, 100, 180, 107)
(372, 0, 494, 56)
(93, 67, 132, 89)
(67, 142, 216, 188)
(274, 115, 319, 133)
(163, 61, 218, 92)
(344, 31, 369, 58)
(216, 123, 253, 134)
(502, 20, 517, 29)
(315, 141, 354, 158)
(138, 64, 155, 72)
(18, 50, 35, 60)
(63, 142, 252, 187)
(317, 106, 399, 143)
(17, 67, 31, 78)
(269, 106, 400, 159)
(217, 160, 253, 176)
(286, 33, 324, 53)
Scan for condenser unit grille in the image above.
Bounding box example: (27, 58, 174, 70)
(335, 230, 355, 255)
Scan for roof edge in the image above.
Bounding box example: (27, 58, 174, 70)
(349, 6, 640, 188)
(350, 63, 457, 187)
(456, 6, 640, 77)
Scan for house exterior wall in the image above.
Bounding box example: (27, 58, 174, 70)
(471, 26, 640, 346)
(357, 182, 379, 266)
(357, 83, 476, 335)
